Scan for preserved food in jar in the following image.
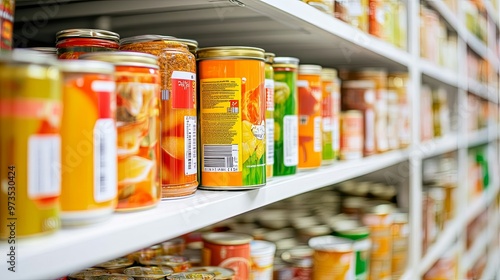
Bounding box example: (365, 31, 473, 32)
(56, 29, 120, 59)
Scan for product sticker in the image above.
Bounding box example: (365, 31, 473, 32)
(266, 118, 274, 165)
(170, 71, 196, 109)
(265, 78, 274, 111)
(28, 135, 61, 198)
(93, 119, 117, 202)
(283, 115, 298, 166)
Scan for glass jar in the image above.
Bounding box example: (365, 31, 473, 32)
(56, 29, 120, 59)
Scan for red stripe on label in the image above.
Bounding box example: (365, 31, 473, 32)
(0, 99, 62, 119)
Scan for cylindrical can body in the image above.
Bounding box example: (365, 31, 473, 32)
(320, 68, 339, 164)
(250, 240, 276, 280)
(59, 60, 117, 225)
(56, 29, 120, 59)
(333, 227, 372, 280)
(309, 236, 355, 280)
(341, 80, 376, 156)
(297, 65, 322, 169)
(391, 212, 408, 279)
(264, 53, 275, 179)
(340, 111, 364, 160)
(81, 51, 162, 210)
(368, 0, 388, 40)
(120, 36, 199, 198)
(202, 232, 253, 280)
(388, 73, 410, 148)
(197, 47, 266, 189)
(273, 57, 299, 176)
(0, 0, 14, 52)
(0, 50, 62, 238)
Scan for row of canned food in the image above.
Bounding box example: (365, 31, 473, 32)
(0, 28, 410, 239)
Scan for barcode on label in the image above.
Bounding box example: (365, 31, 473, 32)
(185, 116, 197, 175)
(94, 119, 117, 202)
(203, 144, 239, 172)
(284, 115, 298, 166)
(28, 135, 61, 198)
(266, 118, 274, 165)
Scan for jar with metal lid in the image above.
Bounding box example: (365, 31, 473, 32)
(59, 59, 117, 226)
(264, 52, 275, 179)
(197, 46, 266, 190)
(308, 236, 356, 280)
(139, 255, 191, 273)
(120, 35, 198, 199)
(341, 80, 376, 156)
(320, 68, 340, 164)
(187, 266, 235, 280)
(80, 51, 162, 211)
(94, 257, 135, 274)
(56, 29, 120, 59)
(273, 57, 299, 176)
(297, 64, 323, 169)
(0, 0, 14, 52)
(0, 49, 62, 239)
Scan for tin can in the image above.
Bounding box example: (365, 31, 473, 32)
(273, 57, 299, 176)
(348, 0, 368, 32)
(368, 0, 387, 40)
(56, 29, 120, 59)
(128, 244, 164, 262)
(333, 226, 371, 280)
(187, 266, 235, 280)
(340, 110, 364, 160)
(308, 236, 355, 280)
(167, 272, 216, 280)
(202, 232, 253, 280)
(297, 64, 322, 169)
(388, 73, 409, 148)
(250, 240, 276, 280)
(280, 246, 314, 280)
(264, 52, 275, 179)
(124, 266, 172, 280)
(120, 35, 199, 199)
(391, 212, 408, 280)
(162, 237, 186, 255)
(68, 268, 109, 280)
(197, 46, 266, 189)
(80, 51, 162, 210)
(94, 257, 135, 274)
(0, 49, 61, 238)
(139, 255, 191, 273)
(94, 274, 134, 280)
(0, 0, 14, 52)
(320, 68, 340, 164)
(362, 203, 393, 280)
(341, 80, 376, 156)
(59, 60, 117, 226)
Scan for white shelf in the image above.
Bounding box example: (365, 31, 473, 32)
(485, 0, 500, 28)
(426, 0, 463, 36)
(419, 134, 459, 159)
(468, 128, 491, 147)
(467, 184, 500, 224)
(0, 150, 408, 280)
(463, 229, 489, 271)
(468, 78, 499, 103)
(420, 59, 460, 87)
(483, 248, 500, 280)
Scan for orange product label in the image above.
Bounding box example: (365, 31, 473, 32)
(203, 243, 251, 280)
(297, 75, 322, 168)
(340, 112, 363, 159)
(312, 250, 354, 280)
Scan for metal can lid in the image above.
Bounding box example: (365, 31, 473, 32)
(167, 272, 216, 280)
(292, 216, 319, 229)
(59, 59, 115, 74)
(321, 68, 338, 80)
(139, 255, 190, 266)
(95, 274, 135, 280)
(202, 232, 253, 245)
(187, 267, 235, 279)
(264, 52, 275, 63)
(298, 64, 322, 75)
(197, 46, 265, 61)
(281, 246, 314, 267)
(299, 225, 332, 237)
(273, 56, 300, 68)
(251, 240, 276, 256)
(333, 226, 371, 241)
(342, 196, 367, 208)
(330, 219, 362, 232)
(274, 237, 299, 250)
(364, 203, 394, 215)
(342, 80, 375, 89)
(120, 35, 177, 45)
(123, 266, 170, 278)
(308, 236, 354, 252)
(264, 228, 295, 242)
(56, 29, 120, 43)
(5, 48, 58, 66)
(68, 268, 110, 280)
(369, 183, 397, 199)
(94, 257, 134, 270)
(80, 51, 159, 69)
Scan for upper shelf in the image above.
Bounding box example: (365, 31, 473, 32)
(0, 149, 408, 280)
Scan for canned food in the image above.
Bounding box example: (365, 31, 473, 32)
(340, 110, 364, 160)
(348, 0, 368, 32)
(368, 0, 388, 40)
(264, 52, 275, 179)
(94, 274, 134, 280)
(187, 266, 235, 280)
(388, 73, 410, 148)
(167, 272, 216, 280)
(94, 257, 135, 274)
(308, 236, 355, 280)
(0, 0, 14, 51)
(320, 68, 340, 164)
(59, 60, 117, 226)
(139, 255, 191, 273)
(298, 225, 331, 243)
(202, 232, 253, 280)
(333, 225, 371, 280)
(391, 212, 408, 280)
(250, 240, 276, 280)
(80, 51, 162, 210)
(362, 203, 393, 280)
(197, 46, 266, 189)
(56, 29, 120, 59)
(273, 57, 299, 176)
(120, 35, 198, 199)
(280, 246, 313, 280)
(123, 266, 171, 280)
(297, 64, 322, 169)
(68, 268, 110, 280)
(128, 244, 164, 262)
(162, 238, 186, 255)
(0, 49, 62, 238)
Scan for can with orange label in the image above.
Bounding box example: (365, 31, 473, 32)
(340, 110, 364, 160)
(297, 65, 322, 169)
(0, 49, 62, 238)
(197, 47, 266, 189)
(308, 235, 355, 280)
(202, 232, 253, 280)
(59, 60, 117, 226)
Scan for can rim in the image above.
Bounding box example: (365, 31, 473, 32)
(321, 67, 338, 79)
(187, 266, 235, 278)
(123, 266, 169, 278)
(167, 272, 217, 280)
(58, 59, 115, 74)
(250, 240, 276, 256)
(4, 49, 59, 66)
(79, 51, 159, 69)
(273, 56, 300, 66)
(56, 29, 120, 42)
(93, 257, 134, 269)
(308, 236, 354, 252)
(202, 232, 253, 245)
(197, 46, 265, 61)
(298, 64, 322, 75)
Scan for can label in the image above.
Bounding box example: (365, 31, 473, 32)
(203, 245, 251, 280)
(265, 78, 274, 111)
(265, 78, 275, 178)
(93, 119, 117, 202)
(200, 75, 266, 187)
(332, 87, 341, 157)
(340, 112, 363, 160)
(362, 213, 392, 280)
(297, 77, 322, 168)
(283, 115, 298, 167)
(313, 250, 355, 280)
(0, 0, 14, 51)
(266, 118, 274, 165)
(322, 80, 334, 161)
(28, 135, 61, 198)
(171, 71, 196, 109)
(184, 116, 197, 175)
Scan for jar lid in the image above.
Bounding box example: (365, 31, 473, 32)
(273, 56, 300, 68)
(58, 59, 115, 74)
(197, 46, 265, 61)
(333, 226, 371, 241)
(299, 225, 332, 237)
(202, 232, 253, 245)
(274, 237, 299, 250)
(56, 29, 120, 43)
(342, 80, 375, 89)
(330, 219, 362, 232)
(96, 274, 134, 280)
(342, 196, 367, 208)
(139, 255, 190, 266)
(68, 268, 109, 280)
(5, 48, 58, 66)
(263, 228, 295, 242)
(281, 246, 314, 266)
(123, 266, 170, 279)
(321, 68, 338, 79)
(28, 47, 58, 56)
(308, 236, 353, 252)
(292, 216, 319, 229)
(94, 257, 134, 270)
(80, 51, 159, 69)
(167, 272, 216, 280)
(187, 267, 235, 280)
(264, 52, 275, 63)
(299, 64, 322, 75)
(364, 203, 394, 215)
(342, 110, 363, 117)
(121, 35, 198, 53)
